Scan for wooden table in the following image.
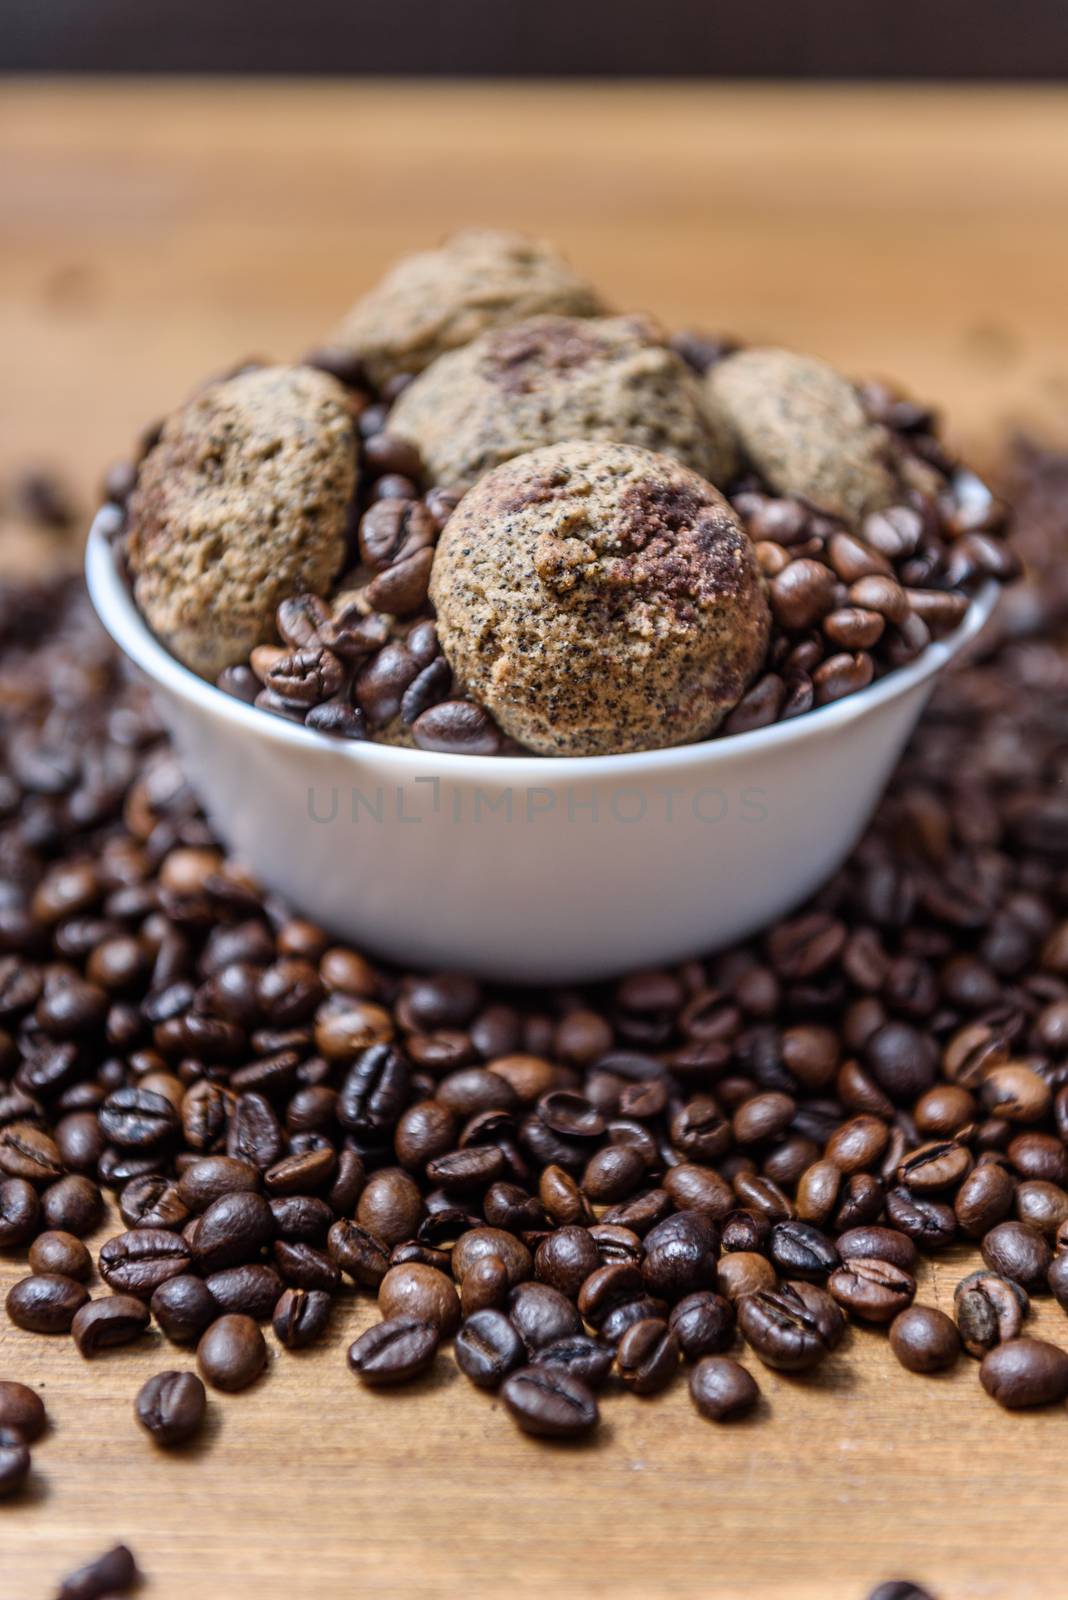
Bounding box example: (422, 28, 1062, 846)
(2, 82, 1068, 1600)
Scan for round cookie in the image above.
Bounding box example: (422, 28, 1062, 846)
(429, 441, 770, 757)
(389, 314, 737, 493)
(706, 347, 896, 525)
(127, 365, 358, 679)
(330, 230, 606, 389)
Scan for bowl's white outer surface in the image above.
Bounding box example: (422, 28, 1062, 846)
(87, 518, 997, 983)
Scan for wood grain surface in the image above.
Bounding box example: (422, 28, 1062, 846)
(2, 81, 1068, 1600)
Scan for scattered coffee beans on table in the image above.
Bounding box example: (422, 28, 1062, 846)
(1, 437, 1068, 1486)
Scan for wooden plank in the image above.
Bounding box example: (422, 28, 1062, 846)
(2, 83, 1068, 1600)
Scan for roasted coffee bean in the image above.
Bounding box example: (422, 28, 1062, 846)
(955, 1163, 1015, 1239)
(151, 1275, 219, 1344)
(0, 1121, 64, 1183)
(0, 1176, 41, 1247)
(535, 1226, 601, 1299)
(689, 1355, 760, 1421)
(347, 1317, 439, 1386)
(500, 1364, 598, 1438)
(738, 1283, 838, 1371)
(328, 1218, 391, 1287)
(509, 1281, 582, 1351)
(768, 1220, 839, 1280)
(56, 1542, 139, 1599)
(177, 1156, 260, 1213)
(379, 1262, 461, 1335)
(889, 1305, 960, 1373)
(193, 1190, 275, 1272)
(884, 1187, 956, 1250)
(455, 1309, 526, 1388)
(273, 1240, 340, 1293)
(71, 1293, 150, 1356)
(979, 1337, 1068, 1409)
(836, 1226, 916, 1272)
(0, 1380, 46, 1442)
(273, 1287, 333, 1349)
(28, 1229, 92, 1281)
(616, 1317, 679, 1394)
(717, 1251, 778, 1303)
(357, 1168, 424, 1246)
(100, 1085, 179, 1148)
(135, 1369, 207, 1446)
(41, 1173, 102, 1236)
(119, 1174, 189, 1231)
(828, 1258, 916, 1323)
(452, 1227, 532, 1288)
(1016, 1179, 1068, 1239)
(197, 1313, 267, 1392)
(669, 1291, 736, 1361)
(6, 1272, 89, 1333)
(641, 1230, 717, 1299)
(980, 1220, 1051, 1290)
(954, 1270, 1028, 1357)
(534, 1333, 615, 1389)
(204, 1264, 284, 1321)
(0, 1425, 31, 1498)
(99, 1229, 191, 1297)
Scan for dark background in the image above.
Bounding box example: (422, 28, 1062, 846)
(4, 0, 1068, 77)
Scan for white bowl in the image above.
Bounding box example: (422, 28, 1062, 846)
(86, 514, 997, 984)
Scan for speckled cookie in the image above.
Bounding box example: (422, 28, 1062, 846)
(706, 347, 896, 525)
(330, 230, 607, 389)
(429, 441, 769, 757)
(127, 365, 358, 679)
(389, 314, 737, 493)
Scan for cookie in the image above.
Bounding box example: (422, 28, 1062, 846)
(429, 441, 769, 756)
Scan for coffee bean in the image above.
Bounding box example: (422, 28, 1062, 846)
(347, 1317, 439, 1386)
(738, 1283, 841, 1371)
(6, 1272, 89, 1333)
(0, 1425, 30, 1498)
(0, 1176, 41, 1247)
(616, 1317, 679, 1394)
(509, 1281, 582, 1352)
(534, 1333, 615, 1389)
(980, 1220, 1051, 1290)
(889, 1305, 960, 1373)
(828, 1258, 916, 1323)
(669, 1290, 736, 1361)
(135, 1369, 207, 1446)
(954, 1270, 1028, 1357)
(203, 1264, 283, 1321)
(768, 1220, 839, 1280)
(717, 1251, 777, 1302)
(57, 1544, 139, 1599)
(193, 1190, 275, 1272)
(273, 1286, 333, 1349)
(689, 1355, 759, 1421)
(0, 1120, 64, 1183)
(455, 1309, 526, 1388)
(99, 1229, 191, 1297)
(28, 1229, 92, 1281)
(41, 1173, 102, 1236)
(328, 1219, 391, 1287)
(955, 1163, 1015, 1239)
(0, 1380, 46, 1442)
(979, 1337, 1068, 1409)
(72, 1294, 150, 1356)
(379, 1262, 461, 1335)
(151, 1275, 219, 1344)
(836, 1226, 916, 1272)
(197, 1314, 267, 1392)
(500, 1365, 599, 1438)
(452, 1227, 532, 1289)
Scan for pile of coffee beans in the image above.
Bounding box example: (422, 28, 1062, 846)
(100, 343, 1019, 754)
(0, 439, 1066, 1477)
